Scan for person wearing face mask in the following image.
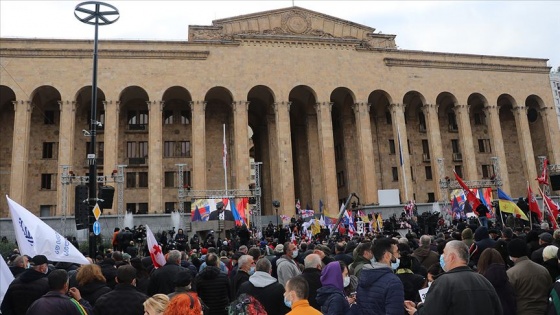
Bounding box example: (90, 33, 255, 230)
(231, 255, 254, 296)
(277, 242, 302, 287)
(340, 261, 358, 305)
(404, 240, 502, 315)
(316, 261, 350, 315)
(1, 254, 50, 315)
(351, 237, 404, 315)
(284, 276, 321, 315)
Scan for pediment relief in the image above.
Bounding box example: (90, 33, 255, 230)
(188, 6, 396, 48)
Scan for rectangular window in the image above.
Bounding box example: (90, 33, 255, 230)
(425, 166, 433, 180)
(184, 202, 192, 214)
(183, 171, 191, 187)
(336, 171, 345, 187)
(408, 139, 412, 155)
(41, 174, 54, 190)
(180, 141, 191, 157)
(126, 203, 137, 214)
(165, 202, 175, 213)
(181, 111, 190, 124)
(138, 203, 148, 214)
(44, 110, 55, 124)
(138, 172, 148, 188)
(127, 142, 137, 158)
(451, 139, 460, 153)
(385, 111, 392, 125)
(427, 193, 435, 203)
(454, 165, 463, 178)
(139, 141, 148, 157)
(40, 205, 52, 217)
(422, 140, 430, 154)
(392, 167, 398, 181)
(478, 139, 492, 153)
(164, 171, 175, 188)
(126, 172, 136, 188)
(411, 166, 415, 181)
(448, 113, 458, 131)
(163, 110, 174, 125)
(42, 142, 55, 159)
(482, 164, 494, 179)
(474, 113, 486, 125)
(139, 110, 149, 125)
(164, 141, 174, 158)
(419, 113, 427, 132)
(389, 139, 396, 154)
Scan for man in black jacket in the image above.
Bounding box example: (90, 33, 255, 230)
(237, 258, 290, 315)
(27, 269, 93, 315)
(300, 253, 323, 310)
(193, 253, 230, 315)
(94, 265, 148, 315)
(1, 254, 50, 315)
(147, 250, 187, 295)
(230, 254, 253, 296)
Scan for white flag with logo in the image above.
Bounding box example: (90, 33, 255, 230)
(146, 225, 166, 268)
(6, 195, 89, 265)
(0, 255, 14, 305)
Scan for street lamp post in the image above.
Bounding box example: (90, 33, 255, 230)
(272, 200, 280, 228)
(74, 1, 119, 258)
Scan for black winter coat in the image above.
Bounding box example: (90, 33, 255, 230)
(231, 270, 250, 296)
(193, 266, 231, 315)
(316, 285, 350, 315)
(0, 268, 49, 315)
(94, 283, 148, 315)
(78, 281, 112, 306)
(147, 262, 187, 295)
(300, 268, 322, 310)
(237, 280, 290, 315)
(482, 263, 517, 315)
(26, 291, 93, 315)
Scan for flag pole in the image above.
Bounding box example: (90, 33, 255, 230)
(527, 181, 533, 229)
(397, 125, 408, 201)
(223, 124, 228, 195)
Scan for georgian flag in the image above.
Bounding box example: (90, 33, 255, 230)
(146, 225, 166, 268)
(6, 195, 89, 265)
(0, 254, 14, 305)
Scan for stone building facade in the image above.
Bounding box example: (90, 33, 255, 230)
(1, 7, 559, 218)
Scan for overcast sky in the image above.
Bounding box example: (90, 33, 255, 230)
(1, 1, 558, 70)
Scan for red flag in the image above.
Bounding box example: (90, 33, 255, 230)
(537, 159, 549, 185)
(527, 183, 542, 221)
(540, 187, 559, 219)
(454, 171, 481, 216)
(146, 225, 166, 268)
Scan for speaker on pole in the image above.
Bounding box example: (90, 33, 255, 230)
(550, 175, 560, 191)
(98, 185, 115, 210)
(75, 185, 89, 230)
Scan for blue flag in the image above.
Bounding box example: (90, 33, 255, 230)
(191, 206, 202, 222)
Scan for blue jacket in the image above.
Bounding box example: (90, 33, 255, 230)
(351, 262, 404, 315)
(316, 285, 349, 315)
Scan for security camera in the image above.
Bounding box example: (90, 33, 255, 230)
(82, 129, 91, 136)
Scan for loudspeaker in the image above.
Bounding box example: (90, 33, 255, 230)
(75, 185, 89, 230)
(550, 175, 560, 191)
(98, 186, 115, 209)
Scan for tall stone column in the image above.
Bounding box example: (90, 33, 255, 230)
(512, 106, 538, 193)
(421, 104, 444, 200)
(191, 101, 206, 190)
(389, 103, 414, 202)
(233, 101, 250, 190)
(315, 102, 338, 216)
(540, 106, 560, 164)
(353, 102, 378, 204)
(10, 100, 32, 205)
(148, 100, 163, 213)
(103, 100, 120, 178)
(483, 105, 510, 193)
(273, 101, 295, 216)
(56, 100, 76, 215)
(454, 105, 477, 180)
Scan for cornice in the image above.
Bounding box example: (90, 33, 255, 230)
(0, 48, 210, 60)
(383, 58, 550, 74)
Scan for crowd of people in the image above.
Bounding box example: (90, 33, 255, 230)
(3, 214, 560, 315)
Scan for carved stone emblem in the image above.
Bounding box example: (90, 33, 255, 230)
(282, 11, 310, 34)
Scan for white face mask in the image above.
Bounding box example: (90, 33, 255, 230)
(292, 250, 299, 258)
(343, 276, 351, 287)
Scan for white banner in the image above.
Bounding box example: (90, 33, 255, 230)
(7, 195, 89, 265)
(0, 256, 14, 305)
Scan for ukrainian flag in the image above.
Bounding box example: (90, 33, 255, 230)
(497, 188, 529, 221)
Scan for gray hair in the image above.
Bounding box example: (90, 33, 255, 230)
(256, 258, 272, 273)
(238, 255, 252, 269)
(304, 253, 322, 269)
(167, 250, 181, 263)
(239, 245, 248, 254)
(420, 235, 432, 247)
(446, 240, 469, 264)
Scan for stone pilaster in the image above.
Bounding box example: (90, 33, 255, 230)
(148, 100, 163, 213)
(56, 100, 76, 215)
(539, 105, 560, 165)
(512, 106, 538, 193)
(483, 105, 510, 193)
(191, 101, 207, 190)
(353, 102, 378, 204)
(315, 102, 338, 216)
(9, 100, 32, 206)
(103, 100, 120, 178)
(454, 105, 477, 180)
(273, 101, 295, 216)
(389, 103, 414, 202)
(233, 101, 250, 190)
(421, 104, 444, 200)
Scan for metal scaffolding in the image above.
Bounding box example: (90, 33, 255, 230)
(60, 164, 126, 234)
